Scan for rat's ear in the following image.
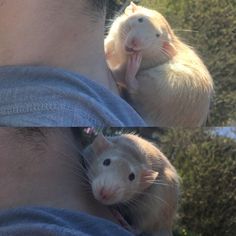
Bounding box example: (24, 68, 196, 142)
(140, 169, 158, 190)
(91, 133, 112, 156)
(162, 41, 177, 58)
(104, 37, 115, 59)
(125, 1, 139, 15)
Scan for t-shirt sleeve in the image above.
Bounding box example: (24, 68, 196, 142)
(0, 207, 133, 236)
(0, 66, 146, 127)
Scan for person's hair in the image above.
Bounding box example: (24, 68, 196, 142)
(87, 0, 107, 13)
(15, 128, 84, 151)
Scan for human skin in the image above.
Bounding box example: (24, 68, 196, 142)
(0, 128, 117, 223)
(0, 0, 119, 94)
(0, 0, 119, 223)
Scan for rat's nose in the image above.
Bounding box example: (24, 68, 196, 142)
(125, 37, 142, 53)
(99, 187, 115, 200)
(131, 38, 139, 48)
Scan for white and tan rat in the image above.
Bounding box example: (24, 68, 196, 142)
(82, 133, 180, 236)
(105, 2, 214, 127)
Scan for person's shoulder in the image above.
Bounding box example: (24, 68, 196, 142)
(0, 207, 133, 236)
(0, 66, 146, 127)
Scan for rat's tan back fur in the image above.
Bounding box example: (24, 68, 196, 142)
(131, 47, 213, 126)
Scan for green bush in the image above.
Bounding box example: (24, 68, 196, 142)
(159, 129, 236, 236)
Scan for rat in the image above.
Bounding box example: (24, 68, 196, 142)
(82, 133, 180, 236)
(105, 2, 214, 127)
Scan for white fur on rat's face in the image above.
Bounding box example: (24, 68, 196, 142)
(120, 13, 170, 60)
(88, 154, 142, 205)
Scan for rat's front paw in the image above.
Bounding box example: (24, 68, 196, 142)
(125, 52, 142, 90)
(127, 52, 142, 78)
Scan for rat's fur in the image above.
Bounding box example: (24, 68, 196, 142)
(105, 2, 214, 127)
(83, 133, 180, 236)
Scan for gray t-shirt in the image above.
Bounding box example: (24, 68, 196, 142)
(0, 207, 133, 236)
(0, 66, 146, 126)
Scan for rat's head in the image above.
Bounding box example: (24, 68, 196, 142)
(85, 133, 158, 205)
(119, 2, 177, 66)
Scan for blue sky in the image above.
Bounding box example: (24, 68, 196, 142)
(213, 127, 236, 139)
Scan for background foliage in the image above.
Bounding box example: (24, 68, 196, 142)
(106, 0, 236, 126)
(79, 127, 236, 236)
(159, 128, 236, 236)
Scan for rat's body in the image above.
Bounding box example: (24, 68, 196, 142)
(83, 133, 180, 236)
(105, 2, 214, 127)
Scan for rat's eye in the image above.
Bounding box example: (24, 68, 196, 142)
(129, 173, 135, 181)
(138, 18, 144, 23)
(156, 33, 161, 38)
(103, 159, 111, 166)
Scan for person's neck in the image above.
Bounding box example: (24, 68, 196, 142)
(0, 128, 116, 222)
(0, 0, 118, 94)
